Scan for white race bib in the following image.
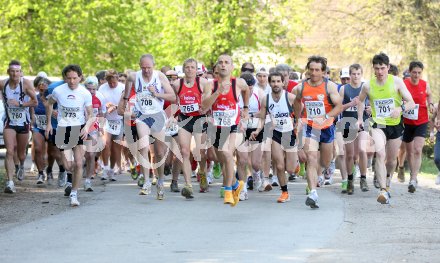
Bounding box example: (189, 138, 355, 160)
(305, 101, 325, 119)
(346, 105, 358, 112)
(246, 117, 259, 129)
(136, 93, 162, 114)
(60, 106, 81, 124)
(105, 119, 122, 135)
(403, 104, 419, 120)
(274, 116, 293, 132)
(35, 115, 47, 130)
(180, 103, 199, 114)
(374, 98, 395, 118)
(213, 110, 236, 127)
(8, 107, 26, 123)
(165, 122, 179, 136)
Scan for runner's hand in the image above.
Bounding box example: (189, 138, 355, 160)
(390, 107, 402, 118)
(356, 120, 364, 131)
(80, 126, 88, 140)
(249, 130, 259, 141)
(45, 123, 52, 139)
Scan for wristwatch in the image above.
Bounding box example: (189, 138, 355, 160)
(19, 101, 23, 107)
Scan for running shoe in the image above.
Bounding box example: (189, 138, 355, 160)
(288, 173, 297, 182)
(373, 174, 380, 189)
(109, 169, 117, 182)
(271, 175, 279, 187)
(152, 175, 158, 186)
(258, 178, 272, 192)
(84, 180, 93, 192)
(231, 180, 245, 207)
(130, 166, 138, 180)
(64, 183, 72, 197)
(341, 180, 348, 194)
(37, 173, 45, 185)
(328, 160, 336, 176)
(436, 173, 440, 185)
(170, 180, 180, 192)
(305, 190, 319, 208)
(253, 171, 262, 190)
(247, 176, 254, 190)
(408, 180, 417, 193)
(58, 171, 67, 187)
(317, 175, 325, 187)
(220, 186, 225, 198)
(47, 172, 54, 185)
(101, 169, 109, 181)
(239, 190, 248, 201)
(139, 182, 152, 195)
(199, 173, 209, 193)
(397, 167, 405, 183)
(213, 163, 222, 179)
(299, 162, 306, 178)
(377, 189, 390, 204)
(207, 170, 213, 184)
(354, 164, 361, 178)
(17, 166, 24, 181)
(137, 174, 145, 188)
(156, 184, 165, 200)
(277, 192, 290, 203)
(223, 190, 233, 205)
(347, 180, 354, 195)
(70, 193, 80, 207)
(360, 178, 369, 192)
(4, 181, 16, 194)
(181, 184, 194, 199)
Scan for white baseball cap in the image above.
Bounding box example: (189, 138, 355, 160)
(340, 67, 350, 78)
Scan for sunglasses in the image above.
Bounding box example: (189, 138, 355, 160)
(242, 68, 254, 73)
(166, 75, 178, 79)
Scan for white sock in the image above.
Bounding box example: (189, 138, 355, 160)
(71, 190, 78, 196)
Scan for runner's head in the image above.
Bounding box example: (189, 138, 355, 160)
(213, 63, 219, 80)
(34, 76, 51, 94)
(183, 58, 198, 79)
(95, 70, 107, 86)
(118, 72, 127, 84)
(275, 64, 291, 88)
(62, 64, 83, 89)
(339, 67, 350, 85)
(105, 69, 119, 89)
(408, 61, 423, 83)
(240, 72, 256, 90)
(256, 66, 269, 86)
(7, 60, 22, 81)
(372, 52, 390, 81)
(84, 76, 98, 95)
(217, 55, 233, 78)
(241, 62, 255, 74)
(349, 64, 363, 85)
(165, 70, 178, 82)
(388, 64, 399, 76)
(306, 56, 327, 83)
(268, 72, 284, 94)
(139, 54, 155, 78)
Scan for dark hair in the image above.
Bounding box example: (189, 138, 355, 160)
(372, 52, 389, 66)
(33, 76, 51, 88)
(349, 64, 363, 74)
(241, 62, 255, 73)
(240, 72, 256, 86)
(409, 61, 424, 71)
(289, 72, 299, 80)
(8, 60, 21, 67)
(306, 56, 327, 71)
(105, 69, 119, 81)
(62, 64, 82, 78)
(268, 72, 284, 83)
(388, 64, 399, 76)
(95, 70, 107, 81)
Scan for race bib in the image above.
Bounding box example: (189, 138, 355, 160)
(213, 110, 236, 127)
(180, 103, 199, 114)
(8, 107, 26, 123)
(403, 104, 419, 120)
(374, 98, 395, 118)
(346, 105, 358, 112)
(60, 106, 81, 124)
(35, 115, 47, 130)
(105, 119, 122, 135)
(165, 122, 179, 136)
(274, 117, 293, 132)
(136, 93, 161, 114)
(247, 117, 259, 129)
(305, 101, 325, 119)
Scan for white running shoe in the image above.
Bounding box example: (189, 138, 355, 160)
(377, 189, 390, 204)
(317, 175, 325, 187)
(258, 178, 272, 192)
(4, 181, 16, 193)
(253, 171, 262, 190)
(139, 182, 152, 195)
(207, 170, 214, 184)
(355, 164, 361, 178)
(271, 175, 279, 187)
(70, 193, 80, 207)
(436, 173, 440, 185)
(58, 171, 67, 187)
(47, 172, 54, 185)
(306, 190, 319, 208)
(101, 169, 109, 181)
(109, 169, 116, 182)
(17, 166, 24, 181)
(239, 190, 248, 201)
(37, 173, 45, 184)
(84, 180, 93, 192)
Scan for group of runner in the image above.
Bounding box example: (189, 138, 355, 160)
(2, 52, 439, 208)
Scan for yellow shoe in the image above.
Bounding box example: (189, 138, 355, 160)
(223, 191, 233, 204)
(231, 180, 244, 207)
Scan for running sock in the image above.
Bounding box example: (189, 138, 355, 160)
(348, 174, 354, 181)
(67, 172, 73, 183)
(361, 175, 366, 179)
(59, 165, 65, 173)
(15, 164, 19, 171)
(281, 185, 288, 192)
(387, 174, 390, 178)
(46, 166, 53, 174)
(38, 171, 44, 175)
(71, 190, 77, 196)
(232, 181, 239, 190)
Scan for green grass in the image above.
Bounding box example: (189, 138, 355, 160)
(419, 156, 438, 179)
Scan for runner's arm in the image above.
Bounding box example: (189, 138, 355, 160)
(325, 82, 343, 118)
(201, 80, 218, 111)
(123, 72, 136, 101)
(156, 72, 176, 102)
(292, 84, 302, 123)
(23, 79, 38, 107)
(357, 82, 369, 124)
(395, 76, 415, 111)
(237, 78, 250, 120)
(426, 83, 435, 114)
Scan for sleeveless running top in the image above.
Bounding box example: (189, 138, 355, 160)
(34, 94, 47, 130)
(134, 70, 164, 115)
(369, 74, 402, 126)
(239, 86, 261, 129)
(178, 77, 203, 117)
(267, 90, 293, 132)
(211, 78, 240, 127)
(300, 79, 334, 129)
(403, 78, 428, 125)
(342, 83, 367, 121)
(2, 78, 30, 126)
